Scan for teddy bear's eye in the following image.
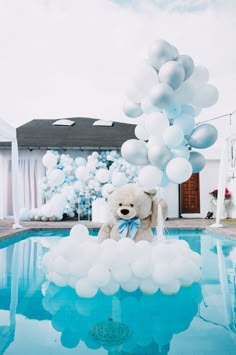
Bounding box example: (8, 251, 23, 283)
(119, 203, 122, 206)
(130, 203, 134, 207)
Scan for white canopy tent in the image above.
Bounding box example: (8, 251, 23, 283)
(0, 118, 22, 228)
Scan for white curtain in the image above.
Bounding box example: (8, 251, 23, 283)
(0, 149, 46, 218)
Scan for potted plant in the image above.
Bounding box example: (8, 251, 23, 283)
(209, 188, 231, 218)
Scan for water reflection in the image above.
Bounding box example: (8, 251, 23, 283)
(0, 233, 235, 354)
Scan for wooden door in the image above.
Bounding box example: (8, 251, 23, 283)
(180, 173, 200, 214)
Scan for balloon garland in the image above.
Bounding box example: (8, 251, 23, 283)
(20, 150, 139, 221)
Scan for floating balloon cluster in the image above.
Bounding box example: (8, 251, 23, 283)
(20, 150, 138, 221)
(122, 39, 219, 188)
(42, 224, 201, 298)
(42, 282, 202, 352)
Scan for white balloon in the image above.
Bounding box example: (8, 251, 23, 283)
(131, 259, 152, 279)
(150, 83, 175, 109)
(75, 166, 89, 181)
(166, 157, 192, 184)
(135, 123, 149, 141)
(139, 278, 159, 294)
(187, 65, 209, 86)
(75, 278, 98, 298)
(121, 276, 139, 292)
(174, 82, 194, 105)
(19, 207, 30, 221)
(42, 152, 57, 169)
(141, 96, 160, 114)
(148, 39, 175, 70)
(159, 61, 185, 89)
(123, 99, 143, 118)
(192, 84, 219, 108)
(96, 169, 110, 183)
(100, 279, 120, 295)
(70, 224, 90, 240)
(138, 165, 163, 188)
(134, 61, 159, 91)
(121, 139, 149, 165)
(112, 172, 128, 187)
(144, 112, 169, 137)
(48, 169, 65, 187)
(127, 62, 159, 101)
(88, 264, 111, 288)
(75, 157, 86, 167)
(112, 265, 132, 283)
(163, 126, 184, 148)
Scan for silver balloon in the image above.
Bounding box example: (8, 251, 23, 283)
(159, 61, 185, 90)
(121, 139, 149, 165)
(148, 143, 172, 169)
(189, 151, 206, 173)
(148, 39, 174, 70)
(150, 83, 174, 109)
(177, 55, 194, 80)
(188, 124, 218, 149)
(123, 99, 143, 118)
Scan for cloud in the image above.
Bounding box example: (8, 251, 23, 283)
(0, 0, 235, 130)
(112, 0, 236, 13)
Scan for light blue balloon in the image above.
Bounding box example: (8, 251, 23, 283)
(189, 151, 206, 173)
(174, 116, 195, 135)
(181, 104, 195, 117)
(164, 103, 182, 120)
(188, 124, 218, 149)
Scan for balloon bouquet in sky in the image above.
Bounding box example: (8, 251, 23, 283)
(122, 39, 219, 188)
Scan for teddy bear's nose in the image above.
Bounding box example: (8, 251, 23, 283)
(120, 209, 129, 215)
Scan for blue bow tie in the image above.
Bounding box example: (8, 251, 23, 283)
(116, 218, 141, 239)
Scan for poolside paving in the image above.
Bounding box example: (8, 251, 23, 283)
(0, 217, 236, 241)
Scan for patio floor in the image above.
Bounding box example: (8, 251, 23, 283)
(1, 217, 236, 241)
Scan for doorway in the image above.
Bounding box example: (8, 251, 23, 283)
(180, 173, 200, 214)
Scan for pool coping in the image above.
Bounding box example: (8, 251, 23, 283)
(1, 218, 236, 242)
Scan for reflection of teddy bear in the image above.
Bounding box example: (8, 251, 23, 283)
(98, 183, 167, 243)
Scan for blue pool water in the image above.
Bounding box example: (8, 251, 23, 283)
(0, 229, 236, 354)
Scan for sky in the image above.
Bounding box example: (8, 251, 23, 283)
(0, 0, 236, 129)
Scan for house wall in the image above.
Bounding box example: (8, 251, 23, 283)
(1, 148, 235, 219)
(162, 159, 235, 219)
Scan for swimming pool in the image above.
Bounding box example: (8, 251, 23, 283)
(0, 229, 235, 354)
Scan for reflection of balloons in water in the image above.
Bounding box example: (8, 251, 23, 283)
(43, 283, 202, 352)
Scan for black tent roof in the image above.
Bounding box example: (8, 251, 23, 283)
(0, 117, 136, 149)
